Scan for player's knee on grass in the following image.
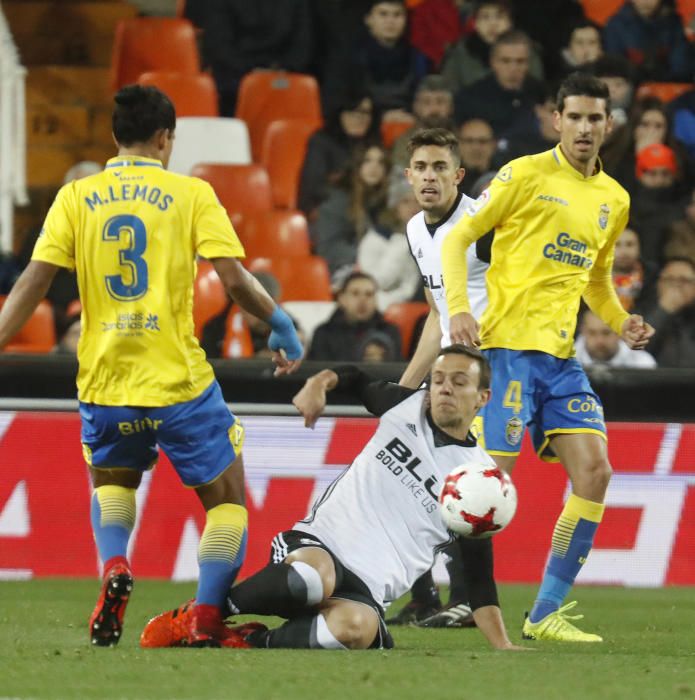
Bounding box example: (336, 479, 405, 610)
(285, 547, 337, 601)
(322, 600, 379, 650)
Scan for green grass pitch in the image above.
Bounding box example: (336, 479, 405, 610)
(1, 581, 694, 700)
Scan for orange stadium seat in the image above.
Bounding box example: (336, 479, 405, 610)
(0, 297, 56, 353)
(236, 71, 323, 160)
(137, 72, 218, 117)
(381, 116, 416, 149)
(677, 0, 695, 24)
(111, 18, 199, 91)
(581, 0, 623, 25)
(190, 164, 273, 226)
(241, 211, 311, 259)
(384, 301, 430, 359)
(193, 260, 228, 338)
(247, 257, 332, 301)
(222, 308, 254, 358)
(261, 119, 321, 209)
(636, 82, 693, 103)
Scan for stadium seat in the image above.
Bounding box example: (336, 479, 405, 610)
(677, 0, 695, 25)
(222, 308, 254, 358)
(381, 116, 416, 149)
(168, 117, 251, 174)
(190, 164, 273, 224)
(580, 0, 623, 25)
(193, 260, 228, 338)
(111, 17, 200, 91)
(384, 302, 430, 359)
(247, 257, 333, 301)
(137, 72, 218, 117)
(261, 119, 321, 209)
(241, 210, 311, 259)
(0, 297, 56, 353)
(636, 82, 693, 103)
(235, 71, 323, 160)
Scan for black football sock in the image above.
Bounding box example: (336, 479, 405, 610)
(444, 541, 469, 605)
(225, 562, 319, 618)
(248, 614, 345, 649)
(410, 570, 441, 607)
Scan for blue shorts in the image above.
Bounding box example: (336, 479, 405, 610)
(479, 349, 606, 462)
(79, 380, 244, 487)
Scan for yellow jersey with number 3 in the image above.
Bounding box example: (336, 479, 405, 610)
(442, 146, 630, 358)
(31, 155, 245, 406)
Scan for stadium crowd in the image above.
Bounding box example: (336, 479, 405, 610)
(1, 0, 694, 367)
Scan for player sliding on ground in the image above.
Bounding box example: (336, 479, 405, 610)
(0, 85, 303, 647)
(141, 345, 525, 650)
(442, 72, 654, 642)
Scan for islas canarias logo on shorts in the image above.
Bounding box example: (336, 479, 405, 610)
(505, 416, 524, 446)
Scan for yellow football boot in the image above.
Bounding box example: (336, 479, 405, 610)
(522, 601, 603, 642)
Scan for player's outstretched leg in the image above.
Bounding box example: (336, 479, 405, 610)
(89, 484, 137, 646)
(228, 599, 385, 650)
(385, 570, 441, 625)
(414, 542, 475, 628)
(188, 502, 248, 647)
(523, 434, 609, 642)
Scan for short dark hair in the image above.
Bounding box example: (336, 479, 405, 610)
(491, 29, 531, 56)
(338, 270, 376, 294)
(112, 84, 176, 146)
(436, 344, 491, 390)
(556, 72, 611, 115)
(407, 127, 460, 164)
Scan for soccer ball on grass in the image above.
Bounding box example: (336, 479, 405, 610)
(439, 464, 517, 538)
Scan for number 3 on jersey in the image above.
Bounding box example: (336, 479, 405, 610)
(503, 380, 523, 414)
(103, 215, 148, 300)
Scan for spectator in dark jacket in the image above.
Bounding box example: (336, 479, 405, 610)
(602, 0, 693, 83)
(308, 272, 401, 360)
(638, 257, 695, 367)
(298, 87, 377, 218)
(454, 29, 545, 139)
(346, 0, 430, 115)
(441, 0, 544, 93)
(200, 0, 315, 115)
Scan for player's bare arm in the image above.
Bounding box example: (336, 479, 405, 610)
(0, 261, 59, 350)
(212, 257, 303, 375)
(399, 289, 442, 388)
(292, 369, 339, 428)
(473, 606, 528, 651)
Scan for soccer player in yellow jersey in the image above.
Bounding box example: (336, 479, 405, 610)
(442, 73, 654, 642)
(0, 85, 303, 647)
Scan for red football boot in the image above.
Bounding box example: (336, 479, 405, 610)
(140, 599, 194, 648)
(89, 559, 134, 647)
(221, 622, 269, 648)
(187, 604, 229, 647)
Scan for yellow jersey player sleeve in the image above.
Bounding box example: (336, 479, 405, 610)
(443, 147, 633, 358)
(442, 161, 528, 315)
(582, 201, 630, 335)
(192, 179, 245, 260)
(32, 183, 78, 270)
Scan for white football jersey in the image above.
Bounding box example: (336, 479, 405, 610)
(406, 193, 489, 345)
(294, 390, 495, 607)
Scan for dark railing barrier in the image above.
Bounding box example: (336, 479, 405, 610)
(0, 354, 693, 422)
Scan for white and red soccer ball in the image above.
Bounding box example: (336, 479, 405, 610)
(439, 464, 518, 538)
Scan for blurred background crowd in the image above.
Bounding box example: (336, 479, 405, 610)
(1, 0, 694, 370)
